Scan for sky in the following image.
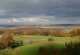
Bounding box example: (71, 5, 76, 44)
(0, 0, 80, 25)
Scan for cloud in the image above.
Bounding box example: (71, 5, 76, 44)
(0, 0, 80, 25)
(9, 16, 80, 25)
(0, 16, 80, 25)
(0, 0, 79, 17)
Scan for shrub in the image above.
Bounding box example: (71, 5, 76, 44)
(0, 32, 14, 49)
(10, 40, 23, 48)
(48, 37, 53, 41)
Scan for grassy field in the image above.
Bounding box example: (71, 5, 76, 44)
(14, 35, 80, 45)
(0, 35, 80, 55)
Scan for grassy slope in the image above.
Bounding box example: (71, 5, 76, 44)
(0, 35, 80, 55)
(13, 35, 80, 55)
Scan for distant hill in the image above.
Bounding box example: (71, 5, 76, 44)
(0, 25, 16, 27)
(0, 24, 80, 28)
(49, 24, 80, 26)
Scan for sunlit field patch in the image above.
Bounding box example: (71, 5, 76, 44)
(14, 35, 80, 44)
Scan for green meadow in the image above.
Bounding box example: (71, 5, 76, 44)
(0, 35, 80, 55)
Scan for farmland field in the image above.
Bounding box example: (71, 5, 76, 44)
(0, 35, 80, 55)
(14, 35, 80, 44)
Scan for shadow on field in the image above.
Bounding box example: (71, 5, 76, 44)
(37, 42, 80, 55)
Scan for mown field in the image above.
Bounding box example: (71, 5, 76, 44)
(14, 35, 80, 44)
(0, 35, 80, 55)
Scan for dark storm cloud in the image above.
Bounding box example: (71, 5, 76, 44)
(0, 0, 80, 17)
(0, 0, 80, 25)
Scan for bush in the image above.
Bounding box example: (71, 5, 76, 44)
(10, 40, 23, 48)
(48, 37, 53, 41)
(0, 32, 14, 49)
